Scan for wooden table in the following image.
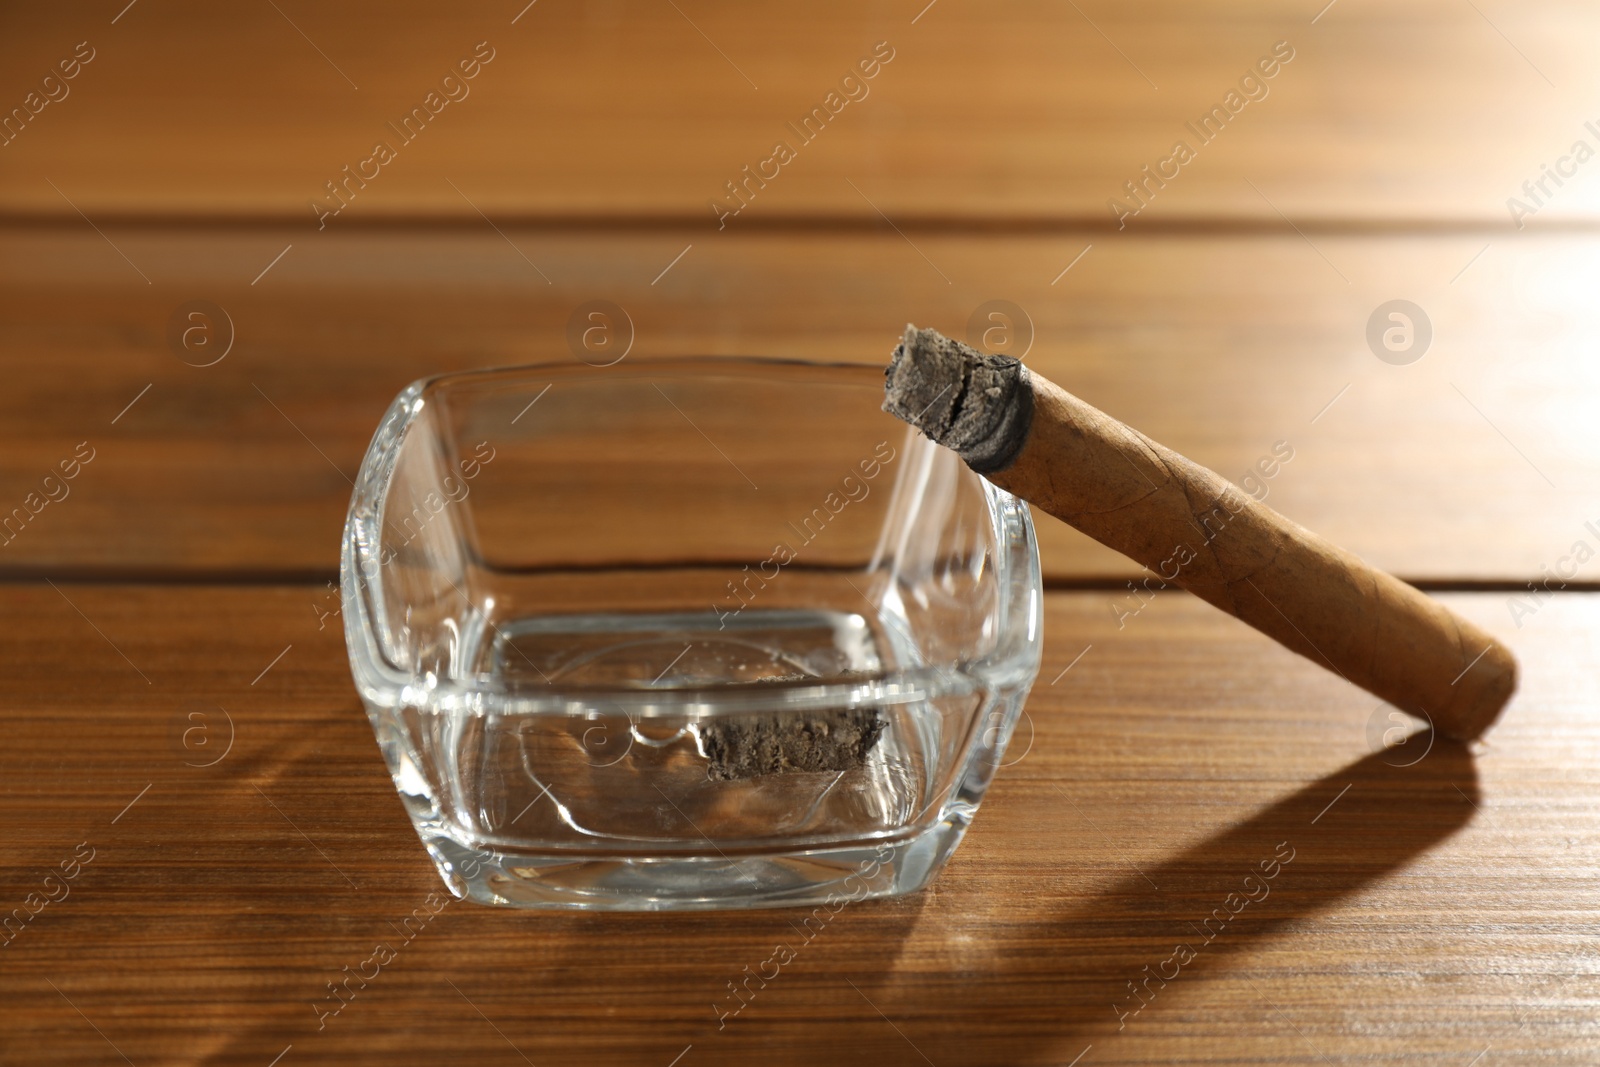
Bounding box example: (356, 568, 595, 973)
(3, 3, 1597, 1063)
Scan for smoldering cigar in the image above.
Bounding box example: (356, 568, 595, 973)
(880, 322, 1517, 742)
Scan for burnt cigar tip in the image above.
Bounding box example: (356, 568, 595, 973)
(882, 324, 1033, 474)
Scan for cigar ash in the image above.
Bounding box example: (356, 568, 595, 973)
(883, 323, 1032, 473)
(698, 693, 886, 781)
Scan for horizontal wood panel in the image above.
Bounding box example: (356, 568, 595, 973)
(1, 585, 1593, 1063)
(2, 2, 1600, 223)
(10, 4, 1594, 1063)
(3, 226, 1597, 582)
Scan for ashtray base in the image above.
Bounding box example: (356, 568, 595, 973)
(424, 815, 975, 912)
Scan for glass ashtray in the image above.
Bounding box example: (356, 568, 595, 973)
(341, 358, 1042, 910)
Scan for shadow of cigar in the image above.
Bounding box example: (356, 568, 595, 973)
(859, 732, 1481, 1064)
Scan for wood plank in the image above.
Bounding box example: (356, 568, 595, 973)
(3, 226, 1597, 582)
(1, 584, 1593, 1063)
(3, 2, 1599, 223)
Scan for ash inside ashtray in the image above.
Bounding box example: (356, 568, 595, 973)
(694, 673, 885, 781)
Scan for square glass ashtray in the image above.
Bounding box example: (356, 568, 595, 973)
(342, 359, 1041, 910)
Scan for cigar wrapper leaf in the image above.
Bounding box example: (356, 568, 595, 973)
(882, 324, 1516, 741)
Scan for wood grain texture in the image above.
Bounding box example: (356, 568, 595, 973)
(5, 6, 1598, 1062)
(2, 585, 1593, 1064)
(2, 226, 1596, 581)
(2, 2, 1599, 223)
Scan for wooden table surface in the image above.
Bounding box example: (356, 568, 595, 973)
(4, 3, 1598, 1064)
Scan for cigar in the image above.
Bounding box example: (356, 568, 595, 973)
(882, 324, 1517, 740)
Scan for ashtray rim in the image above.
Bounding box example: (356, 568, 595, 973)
(340, 358, 1042, 716)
